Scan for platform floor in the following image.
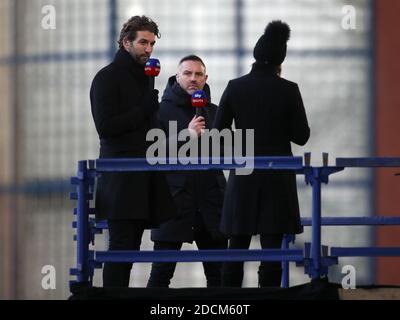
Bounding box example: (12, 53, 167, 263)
(69, 279, 400, 300)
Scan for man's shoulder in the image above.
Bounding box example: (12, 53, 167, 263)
(159, 98, 174, 109)
(159, 98, 179, 117)
(227, 74, 253, 89)
(230, 74, 249, 84)
(237, 73, 299, 92)
(277, 77, 298, 88)
(92, 62, 119, 83)
(209, 102, 218, 111)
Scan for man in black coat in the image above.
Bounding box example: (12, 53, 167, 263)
(147, 55, 228, 288)
(214, 21, 310, 287)
(90, 16, 177, 287)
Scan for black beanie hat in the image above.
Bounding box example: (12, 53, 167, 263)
(253, 20, 291, 65)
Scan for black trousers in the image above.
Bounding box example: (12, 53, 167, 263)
(221, 234, 283, 287)
(147, 216, 227, 288)
(103, 220, 146, 287)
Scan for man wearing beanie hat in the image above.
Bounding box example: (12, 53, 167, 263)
(214, 21, 310, 287)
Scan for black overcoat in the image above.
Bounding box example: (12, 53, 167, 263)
(90, 49, 176, 226)
(151, 76, 226, 242)
(214, 63, 310, 235)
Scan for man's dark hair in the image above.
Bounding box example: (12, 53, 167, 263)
(118, 15, 160, 49)
(178, 55, 206, 68)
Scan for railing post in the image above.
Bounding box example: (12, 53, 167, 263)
(304, 167, 323, 279)
(76, 160, 90, 283)
(311, 168, 322, 279)
(281, 234, 294, 288)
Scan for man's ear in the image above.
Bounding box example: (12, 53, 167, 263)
(122, 37, 131, 51)
(205, 74, 208, 82)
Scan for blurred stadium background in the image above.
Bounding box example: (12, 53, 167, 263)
(0, 0, 399, 299)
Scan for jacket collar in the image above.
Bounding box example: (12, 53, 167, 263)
(250, 62, 279, 76)
(113, 48, 147, 77)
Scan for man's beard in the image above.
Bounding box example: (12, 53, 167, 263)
(129, 50, 149, 65)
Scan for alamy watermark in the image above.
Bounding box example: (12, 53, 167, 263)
(341, 5, 356, 30)
(41, 265, 56, 290)
(341, 264, 356, 289)
(41, 5, 56, 30)
(146, 121, 255, 175)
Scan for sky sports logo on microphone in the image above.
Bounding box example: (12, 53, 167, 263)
(191, 90, 207, 107)
(145, 58, 161, 76)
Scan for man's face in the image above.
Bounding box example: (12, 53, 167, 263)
(176, 60, 208, 95)
(123, 30, 156, 65)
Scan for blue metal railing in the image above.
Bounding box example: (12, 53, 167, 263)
(70, 156, 400, 289)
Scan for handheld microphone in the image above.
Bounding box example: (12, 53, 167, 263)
(191, 90, 207, 117)
(144, 58, 161, 90)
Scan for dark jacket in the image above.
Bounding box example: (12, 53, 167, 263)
(214, 63, 310, 235)
(90, 49, 176, 226)
(151, 76, 226, 242)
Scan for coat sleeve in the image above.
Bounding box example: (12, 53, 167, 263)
(213, 81, 234, 130)
(158, 103, 169, 132)
(90, 71, 155, 139)
(289, 83, 310, 146)
(158, 102, 185, 158)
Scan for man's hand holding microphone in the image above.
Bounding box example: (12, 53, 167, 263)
(188, 90, 207, 138)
